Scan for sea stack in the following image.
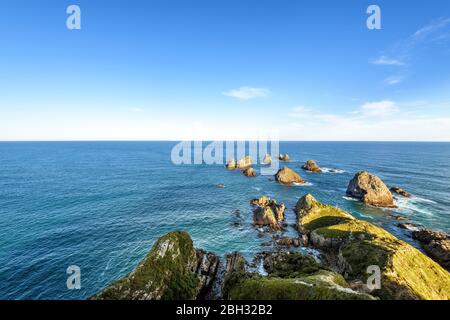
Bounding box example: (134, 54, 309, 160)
(262, 154, 272, 164)
(346, 171, 395, 207)
(279, 154, 290, 161)
(302, 160, 322, 173)
(275, 167, 305, 185)
(251, 196, 285, 230)
(243, 167, 256, 177)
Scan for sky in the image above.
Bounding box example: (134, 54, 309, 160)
(1, 0, 450, 141)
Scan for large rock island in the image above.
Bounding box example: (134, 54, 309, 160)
(346, 171, 396, 208)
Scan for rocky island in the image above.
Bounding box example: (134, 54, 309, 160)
(346, 171, 396, 208)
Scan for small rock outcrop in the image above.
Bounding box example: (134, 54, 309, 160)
(279, 154, 290, 161)
(295, 194, 450, 300)
(225, 156, 252, 170)
(262, 154, 272, 164)
(275, 167, 305, 185)
(302, 160, 322, 173)
(412, 229, 450, 271)
(251, 196, 285, 230)
(390, 186, 411, 198)
(346, 171, 396, 208)
(92, 231, 218, 300)
(243, 167, 256, 177)
(225, 160, 236, 170)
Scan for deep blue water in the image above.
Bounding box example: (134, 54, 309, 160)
(0, 141, 449, 299)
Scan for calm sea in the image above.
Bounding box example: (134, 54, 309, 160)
(0, 141, 449, 299)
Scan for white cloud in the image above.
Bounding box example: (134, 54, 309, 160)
(384, 76, 404, 85)
(285, 102, 450, 141)
(359, 100, 398, 116)
(222, 86, 271, 100)
(371, 56, 404, 66)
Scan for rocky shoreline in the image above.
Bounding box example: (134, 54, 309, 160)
(93, 154, 450, 300)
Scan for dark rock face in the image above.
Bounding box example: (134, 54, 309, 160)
(275, 167, 305, 185)
(412, 229, 450, 271)
(302, 160, 322, 173)
(92, 231, 218, 300)
(346, 171, 396, 208)
(195, 249, 220, 298)
(278, 154, 290, 161)
(251, 196, 285, 230)
(243, 167, 256, 177)
(390, 186, 411, 198)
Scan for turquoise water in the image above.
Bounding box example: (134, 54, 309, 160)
(0, 141, 449, 299)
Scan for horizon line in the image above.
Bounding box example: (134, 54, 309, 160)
(1, 140, 450, 143)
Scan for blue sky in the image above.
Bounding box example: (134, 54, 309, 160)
(1, 0, 450, 140)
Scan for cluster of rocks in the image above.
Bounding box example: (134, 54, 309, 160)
(226, 156, 257, 178)
(412, 229, 450, 271)
(250, 196, 285, 230)
(93, 152, 450, 300)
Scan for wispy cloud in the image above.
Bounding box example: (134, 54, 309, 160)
(286, 101, 450, 141)
(222, 86, 271, 100)
(358, 100, 398, 116)
(413, 17, 450, 40)
(371, 56, 404, 66)
(384, 75, 404, 85)
(370, 17, 450, 85)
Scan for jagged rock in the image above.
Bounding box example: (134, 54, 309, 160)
(225, 156, 252, 170)
(251, 196, 285, 230)
(275, 237, 301, 247)
(279, 154, 290, 161)
(223, 252, 375, 300)
(412, 229, 450, 271)
(195, 249, 220, 297)
(346, 171, 396, 208)
(390, 186, 411, 198)
(275, 167, 305, 185)
(243, 167, 256, 177)
(262, 154, 272, 164)
(225, 160, 236, 170)
(225, 252, 246, 274)
(295, 194, 450, 300)
(302, 160, 322, 173)
(92, 231, 218, 300)
(237, 156, 252, 169)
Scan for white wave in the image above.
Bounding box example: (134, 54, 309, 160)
(252, 187, 262, 191)
(293, 182, 313, 186)
(342, 196, 358, 202)
(321, 167, 346, 174)
(394, 196, 435, 217)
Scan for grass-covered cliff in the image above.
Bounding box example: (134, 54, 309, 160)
(296, 194, 450, 300)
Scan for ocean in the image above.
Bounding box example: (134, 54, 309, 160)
(0, 141, 449, 299)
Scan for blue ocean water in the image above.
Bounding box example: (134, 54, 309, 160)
(0, 141, 449, 299)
